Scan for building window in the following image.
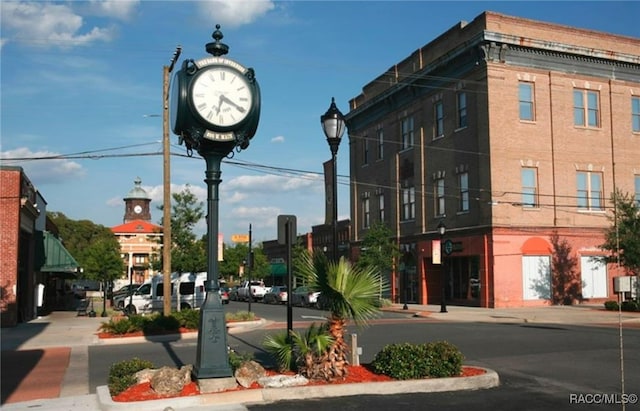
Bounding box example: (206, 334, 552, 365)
(378, 193, 385, 222)
(434, 100, 444, 137)
(457, 92, 467, 129)
(577, 171, 603, 211)
(632, 96, 640, 132)
(519, 82, 535, 121)
(521, 167, 538, 208)
(458, 172, 469, 212)
(363, 197, 370, 228)
(363, 136, 369, 165)
(401, 117, 414, 150)
(635, 175, 640, 207)
(435, 178, 445, 216)
(574, 89, 600, 127)
(401, 185, 415, 221)
(377, 128, 384, 159)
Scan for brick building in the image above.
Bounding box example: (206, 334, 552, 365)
(111, 178, 162, 284)
(345, 12, 640, 307)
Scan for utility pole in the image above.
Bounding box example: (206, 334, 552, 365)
(162, 46, 182, 316)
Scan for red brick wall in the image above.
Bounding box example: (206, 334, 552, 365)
(1, 170, 21, 326)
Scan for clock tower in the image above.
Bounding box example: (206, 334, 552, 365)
(123, 177, 152, 222)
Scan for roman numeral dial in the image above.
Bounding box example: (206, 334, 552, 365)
(190, 65, 253, 129)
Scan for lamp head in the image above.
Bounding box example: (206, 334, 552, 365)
(321, 97, 346, 141)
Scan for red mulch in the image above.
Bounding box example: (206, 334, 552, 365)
(112, 365, 486, 402)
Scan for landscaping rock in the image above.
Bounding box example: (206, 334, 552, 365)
(234, 360, 267, 388)
(258, 374, 309, 388)
(150, 365, 193, 395)
(134, 368, 156, 384)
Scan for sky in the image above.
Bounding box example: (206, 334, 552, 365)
(2, 0, 639, 244)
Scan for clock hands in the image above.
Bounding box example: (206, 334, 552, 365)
(219, 95, 246, 113)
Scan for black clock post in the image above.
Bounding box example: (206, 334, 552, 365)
(170, 25, 260, 390)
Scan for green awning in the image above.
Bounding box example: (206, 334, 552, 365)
(37, 231, 79, 273)
(270, 263, 287, 276)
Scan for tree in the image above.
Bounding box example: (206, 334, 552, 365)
(296, 251, 388, 381)
(219, 242, 269, 282)
(48, 211, 121, 280)
(356, 222, 400, 299)
(155, 185, 206, 273)
(549, 232, 581, 305)
(600, 190, 640, 276)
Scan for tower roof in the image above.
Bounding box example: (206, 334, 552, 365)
(124, 177, 150, 200)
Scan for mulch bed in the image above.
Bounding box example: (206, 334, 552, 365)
(112, 365, 486, 402)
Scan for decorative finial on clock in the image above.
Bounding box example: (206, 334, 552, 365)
(206, 24, 229, 57)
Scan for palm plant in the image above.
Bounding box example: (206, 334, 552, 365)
(297, 250, 389, 381)
(263, 322, 333, 374)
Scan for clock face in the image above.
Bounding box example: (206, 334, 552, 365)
(134, 205, 142, 214)
(190, 66, 253, 129)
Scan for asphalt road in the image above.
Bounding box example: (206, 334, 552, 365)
(88, 302, 640, 411)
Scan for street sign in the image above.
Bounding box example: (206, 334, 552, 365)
(231, 234, 249, 243)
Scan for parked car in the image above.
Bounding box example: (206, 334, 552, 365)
(237, 280, 268, 301)
(290, 286, 320, 307)
(112, 283, 142, 309)
(263, 286, 288, 304)
(228, 286, 240, 301)
(219, 286, 230, 304)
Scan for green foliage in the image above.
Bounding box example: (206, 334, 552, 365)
(155, 185, 206, 273)
(100, 317, 136, 335)
(263, 331, 295, 372)
(47, 211, 124, 281)
(356, 221, 401, 277)
(228, 350, 255, 371)
(172, 309, 200, 329)
(226, 310, 256, 322)
(219, 242, 269, 281)
(370, 341, 464, 380)
(550, 232, 581, 305)
(108, 357, 154, 396)
(604, 300, 619, 311)
(621, 300, 639, 312)
(263, 323, 334, 375)
(297, 250, 389, 327)
(601, 190, 640, 276)
(141, 314, 180, 334)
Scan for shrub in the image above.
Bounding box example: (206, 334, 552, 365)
(604, 300, 619, 311)
(370, 342, 431, 380)
(424, 341, 464, 378)
(621, 300, 639, 312)
(226, 310, 256, 322)
(370, 341, 464, 379)
(108, 357, 154, 396)
(173, 309, 200, 329)
(142, 314, 180, 334)
(100, 317, 135, 335)
(228, 349, 254, 371)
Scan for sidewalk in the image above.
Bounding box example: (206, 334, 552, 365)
(1, 304, 637, 410)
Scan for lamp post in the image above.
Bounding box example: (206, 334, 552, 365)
(438, 220, 447, 313)
(321, 97, 346, 262)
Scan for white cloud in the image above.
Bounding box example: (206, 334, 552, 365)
(87, 0, 140, 21)
(271, 136, 285, 143)
(0, 147, 85, 185)
(197, 0, 275, 28)
(225, 174, 321, 192)
(0, 1, 116, 48)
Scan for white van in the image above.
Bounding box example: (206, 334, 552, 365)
(121, 273, 177, 315)
(121, 272, 226, 314)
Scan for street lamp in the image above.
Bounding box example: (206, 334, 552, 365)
(321, 97, 346, 262)
(438, 220, 447, 313)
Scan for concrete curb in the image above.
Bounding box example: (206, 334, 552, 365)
(96, 367, 499, 410)
(95, 319, 266, 345)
